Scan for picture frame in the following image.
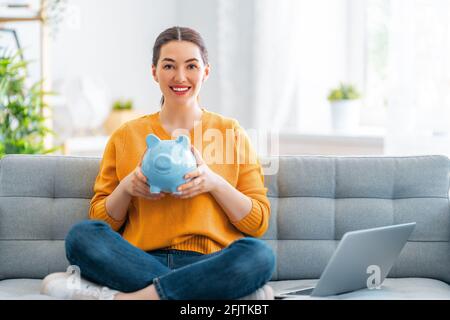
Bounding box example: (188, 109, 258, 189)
(0, 28, 23, 58)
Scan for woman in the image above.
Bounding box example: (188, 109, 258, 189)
(41, 26, 275, 300)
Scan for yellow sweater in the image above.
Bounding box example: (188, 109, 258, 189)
(89, 108, 270, 254)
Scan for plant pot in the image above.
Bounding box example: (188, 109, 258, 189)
(103, 110, 141, 135)
(329, 100, 361, 133)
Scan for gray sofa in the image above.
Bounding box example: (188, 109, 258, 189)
(1, 154, 450, 299)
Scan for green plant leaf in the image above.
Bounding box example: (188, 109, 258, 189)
(0, 50, 58, 157)
(328, 83, 362, 102)
(112, 99, 134, 110)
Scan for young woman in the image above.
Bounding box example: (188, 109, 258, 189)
(41, 26, 275, 300)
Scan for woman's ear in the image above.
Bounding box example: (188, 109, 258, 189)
(203, 63, 211, 82)
(152, 64, 159, 83)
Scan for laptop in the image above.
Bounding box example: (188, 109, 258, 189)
(275, 222, 416, 298)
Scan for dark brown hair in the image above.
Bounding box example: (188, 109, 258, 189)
(153, 26, 209, 105)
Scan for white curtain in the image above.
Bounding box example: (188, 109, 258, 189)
(217, 0, 348, 134)
(252, 0, 303, 132)
(385, 0, 450, 155)
(216, 0, 256, 128)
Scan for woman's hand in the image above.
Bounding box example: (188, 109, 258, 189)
(121, 166, 166, 200)
(172, 145, 224, 199)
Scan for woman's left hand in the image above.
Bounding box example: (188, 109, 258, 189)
(172, 145, 223, 199)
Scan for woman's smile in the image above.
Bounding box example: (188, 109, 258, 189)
(170, 85, 192, 96)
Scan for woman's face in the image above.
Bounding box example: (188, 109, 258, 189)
(152, 40, 210, 106)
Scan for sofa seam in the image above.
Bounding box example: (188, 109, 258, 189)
(0, 239, 66, 241)
(2, 154, 101, 161)
(1, 238, 447, 241)
(392, 159, 397, 225)
(333, 158, 337, 241)
(266, 195, 448, 200)
(51, 162, 56, 242)
(251, 239, 449, 243)
(2, 194, 446, 200)
(262, 154, 448, 160)
(0, 195, 92, 200)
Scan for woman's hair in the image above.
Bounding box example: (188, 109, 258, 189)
(153, 26, 209, 106)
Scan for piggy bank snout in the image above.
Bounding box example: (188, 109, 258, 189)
(154, 154, 172, 171)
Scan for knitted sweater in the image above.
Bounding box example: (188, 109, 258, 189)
(89, 108, 270, 254)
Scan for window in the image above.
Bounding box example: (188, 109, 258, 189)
(360, 0, 390, 128)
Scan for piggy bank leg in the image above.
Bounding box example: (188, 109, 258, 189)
(150, 185, 161, 194)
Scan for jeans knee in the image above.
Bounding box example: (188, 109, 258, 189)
(65, 220, 109, 259)
(232, 238, 276, 281)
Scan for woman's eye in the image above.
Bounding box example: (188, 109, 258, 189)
(188, 64, 198, 70)
(163, 65, 174, 70)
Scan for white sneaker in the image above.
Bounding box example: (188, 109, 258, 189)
(40, 272, 119, 300)
(239, 284, 274, 300)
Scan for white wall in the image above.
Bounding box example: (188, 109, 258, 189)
(172, 0, 350, 131)
(172, 0, 221, 115)
(295, 0, 349, 133)
(6, 0, 352, 136)
(49, 0, 177, 113)
(172, 0, 256, 126)
(53, 0, 257, 126)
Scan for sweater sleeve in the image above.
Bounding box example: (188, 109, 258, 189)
(89, 126, 127, 231)
(230, 122, 271, 238)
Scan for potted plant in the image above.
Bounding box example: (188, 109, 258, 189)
(327, 83, 362, 132)
(103, 99, 141, 134)
(0, 51, 60, 158)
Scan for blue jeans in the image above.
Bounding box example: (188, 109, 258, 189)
(64, 220, 276, 300)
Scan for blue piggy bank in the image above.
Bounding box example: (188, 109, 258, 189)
(141, 134, 197, 194)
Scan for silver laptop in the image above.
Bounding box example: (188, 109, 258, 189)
(276, 222, 416, 298)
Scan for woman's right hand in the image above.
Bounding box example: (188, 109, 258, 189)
(121, 166, 166, 200)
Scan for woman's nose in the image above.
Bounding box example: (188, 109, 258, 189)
(174, 69, 187, 82)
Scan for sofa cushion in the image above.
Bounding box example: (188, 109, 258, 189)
(0, 279, 56, 300)
(0, 155, 97, 280)
(261, 155, 450, 283)
(1, 278, 448, 300)
(269, 278, 450, 300)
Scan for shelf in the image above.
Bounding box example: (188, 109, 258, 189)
(274, 128, 385, 156)
(278, 127, 385, 145)
(63, 136, 110, 157)
(0, 15, 42, 22)
(0, 3, 42, 23)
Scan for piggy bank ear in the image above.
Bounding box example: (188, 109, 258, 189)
(175, 135, 190, 148)
(146, 134, 160, 148)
